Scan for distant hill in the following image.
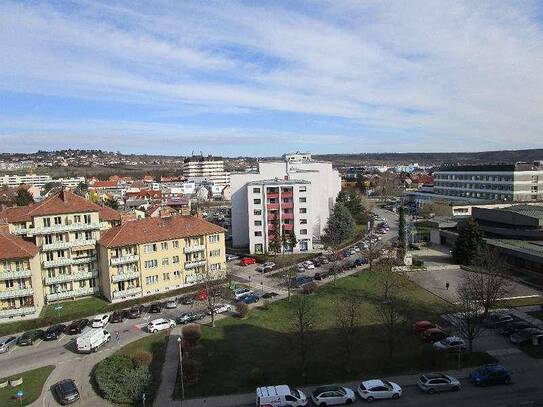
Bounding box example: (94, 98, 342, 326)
(313, 149, 543, 167)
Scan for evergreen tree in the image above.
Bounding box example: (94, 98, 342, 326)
(15, 189, 34, 206)
(322, 202, 355, 249)
(452, 217, 484, 265)
(267, 214, 282, 254)
(336, 190, 348, 204)
(104, 198, 119, 210)
(345, 190, 368, 224)
(398, 205, 407, 250)
(288, 229, 298, 251)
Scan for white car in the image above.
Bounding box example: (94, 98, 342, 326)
(0, 336, 18, 354)
(311, 385, 355, 405)
(433, 336, 467, 352)
(148, 318, 176, 333)
(357, 379, 402, 401)
(210, 304, 232, 314)
(234, 288, 253, 300)
(91, 314, 110, 328)
(297, 264, 306, 272)
(165, 299, 178, 309)
(303, 261, 315, 270)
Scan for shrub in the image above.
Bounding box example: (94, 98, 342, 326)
(236, 302, 249, 318)
(182, 324, 202, 347)
(132, 350, 153, 368)
(301, 282, 318, 294)
(249, 367, 264, 385)
(94, 354, 150, 404)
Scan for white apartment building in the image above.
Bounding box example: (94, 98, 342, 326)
(231, 153, 341, 253)
(182, 156, 230, 187)
(434, 162, 543, 202)
(0, 174, 85, 189)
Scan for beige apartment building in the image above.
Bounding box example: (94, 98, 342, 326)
(0, 234, 43, 320)
(98, 215, 226, 303)
(0, 190, 121, 304)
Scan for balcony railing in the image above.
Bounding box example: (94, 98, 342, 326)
(112, 287, 142, 299)
(110, 254, 139, 266)
(281, 192, 293, 198)
(43, 255, 97, 269)
(266, 203, 279, 210)
(14, 222, 103, 236)
(184, 260, 207, 270)
(267, 193, 279, 199)
(0, 287, 34, 300)
(0, 269, 33, 280)
(282, 213, 294, 220)
(47, 286, 95, 302)
(281, 202, 294, 209)
(0, 306, 36, 318)
(112, 271, 140, 283)
(41, 239, 97, 252)
(45, 270, 98, 285)
(183, 245, 205, 254)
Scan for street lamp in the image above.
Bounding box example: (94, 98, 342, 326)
(177, 337, 185, 401)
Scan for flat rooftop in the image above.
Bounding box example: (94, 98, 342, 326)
(247, 178, 311, 186)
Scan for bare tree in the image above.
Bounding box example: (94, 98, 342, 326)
(362, 231, 380, 271)
(460, 247, 512, 318)
(200, 267, 225, 328)
(454, 286, 486, 353)
(283, 266, 296, 302)
(335, 292, 361, 369)
(290, 295, 317, 380)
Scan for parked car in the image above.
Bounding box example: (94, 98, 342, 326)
(303, 261, 315, 270)
(149, 302, 163, 313)
(510, 327, 543, 345)
(354, 258, 366, 267)
(469, 364, 511, 386)
(44, 324, 67, 341)
(357, 379, 402, 401)
(483, 313, 514, 328)
(262, 292, 279, 299)
(263, 261, 276, 270)
(423, 328, 448, 343)
(417, 373, 460, 394)
(498, 321, 532, 337)
(226, 254, 240, 262)
(433, 336, 467, 353)
(180, 296, 195, 305)
(91, 314, 110, 328)
(240, 257, 256, 266)
(148, 318, 176, 333)
(0, 336, 19, 353)
(297, 263, 306, 272)
(67, 319, 89, 335)
(109, 311, 127, 323)
(311, 385, 356, 405)
(165, 299, 178, 309)
(413, 321, 442, 335)
(292, 276, 314, 288)
(210, 303, 232, 314)
(18, 329, 44, 346)
(239, 294, 259, 304)
(127, 305, 145, 319)
(234, 288, 254, 300)
(176, 311, 206, 325)
(53, 379, 80, 405)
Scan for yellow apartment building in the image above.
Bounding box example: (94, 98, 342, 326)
(0, 233, 43, 321)
(98, 215, 226, 302)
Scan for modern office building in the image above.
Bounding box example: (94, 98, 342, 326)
(182, 155, 230, 187)
(433, 162, 543, 202)
(0, 234, 43, 320)
(98, 216, 226, 302)
(0, 174, 85, 189)
(231, 153, 341, 253)
(0, 190, 121, 303)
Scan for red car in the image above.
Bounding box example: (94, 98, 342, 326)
(240, 257, 256, 266)
(413, 320, 442, 335)
(423, 328, 448, 343)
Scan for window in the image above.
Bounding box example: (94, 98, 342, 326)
(74, 215, 81, 223)
(299, 219, 307, 224)
(56, 250, 65, 258)
(254, 209, 262, 216)
(144, 260, 158, 269)
(255, 231, 262, 237)
(46, 252, 54, 261)
(299, 207, 307, 214)
(299, 197, 307, 203)
(162, 258, 169, 266)
(145, 275, 159, 285)
(144, 244, 157, 253)
(174, 270, 181, 278)
(172, 240, 179, 249)
(253, 187, 261, 193)
(255, 243, 263, 253)
(300, 229, 308, 235)
(210, 249, 221, 257)
(84, 214, 91, 224)
(161, 242, 168, 250)
(208, 234, 220, 243)
(299, 186, 307, 192)
(43, 218, 51, 227)
(253, 198, 261, 205)
(254, 220, 262, 226)
(210, 263, 221, 271)
(44, 235, 53, 244)
(163, 272, 170, 281)
(54, 216, 62, 225)
(173, 255, 180, 264)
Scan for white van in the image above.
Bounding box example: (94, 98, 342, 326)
(76, 329, 111, 353)
(256, 385, 308, 407)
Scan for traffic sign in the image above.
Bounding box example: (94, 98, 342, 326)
(54, 305, 63, 311)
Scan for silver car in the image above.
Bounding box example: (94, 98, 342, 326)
(0, 336, 18, 353)
(417, 373, 461, 394)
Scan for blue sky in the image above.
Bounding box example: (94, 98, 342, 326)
(1, 0, 542, 156)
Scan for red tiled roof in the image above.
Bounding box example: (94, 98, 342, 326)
(98, 205, 121, 221)
(0, 190, 121, 223)
(0, 233, 38, 260)
(91, 181, 118, 188)
(99, 215, 224, 248)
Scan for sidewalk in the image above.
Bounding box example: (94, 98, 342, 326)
(154, 328, 182, 407)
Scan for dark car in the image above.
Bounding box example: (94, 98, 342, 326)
(149, 303, 162, 313)
(66, 319, 89, 335)
(510, 327, 543, 345)
(180, 296, 195, 305)
(44, 324, 67, 341)
(53, 379, 80, 405)
(127, 305, 145, 319)
(18, 329, 45, 346)
(423, 328, 448, 343)
(176, 311, 206, 324)
(470, 364, 511, 386)
(498, 321, 532, 337)
(109, 310, 127, 323)
(483, 313, 514, 328)
(291, 276, 313, 288)
(261, 292, 279, 299)
(354, 258, 367, 267)
(239, 294, 259, 304)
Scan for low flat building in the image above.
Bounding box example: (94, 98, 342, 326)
(98, 215, 226, 303)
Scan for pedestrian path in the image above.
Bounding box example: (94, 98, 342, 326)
(154, 328, 182, 407)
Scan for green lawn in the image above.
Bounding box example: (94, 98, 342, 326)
(496, 296, 543, 308)
(180, 271, 493, 398)
(0, 365, 55, 407)
(41, 297, 109, 320)
(527, 310, 543, 321)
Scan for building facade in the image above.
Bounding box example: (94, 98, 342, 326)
(231, 153, 341, 253)
(434, 162, 543, 202)
(98, 216, 226, 302)
(0, 174, 85, 189)
(182, 155, 230, 187)
(0, 234, 43, 321)
(0, 190, 121, 303)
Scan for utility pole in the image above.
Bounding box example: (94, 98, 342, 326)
(177, 336, 185, 401)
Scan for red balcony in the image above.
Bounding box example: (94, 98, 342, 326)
(281, 202, 294, 209)
(282, 223, 294, 231)
(281, 192, 293, 198)
(267, 193, 279, 199)
(282, 213, 294, 220)
(267, 203, 279, 210)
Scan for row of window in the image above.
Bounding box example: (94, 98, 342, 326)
(41, 214, 93, 227)
(435, 174, 514, 182)
(142, 234, 220, 253)
(255, 229, 307, 237)
(252, 186, 306, 194)
(43, 231, 94, 244)
(434, 182, 513, 191)
(144, 264, 222, 285)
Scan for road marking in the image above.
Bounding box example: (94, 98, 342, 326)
(7, 346, 17, 355)
(35, 339, 43, 348)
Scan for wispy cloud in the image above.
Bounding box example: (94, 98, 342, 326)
(0, 0, 542, 154)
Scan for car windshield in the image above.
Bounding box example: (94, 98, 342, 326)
(383, 381, 393, 390)
(291, 389, 300, 398)
(60, 381, 77, 394)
